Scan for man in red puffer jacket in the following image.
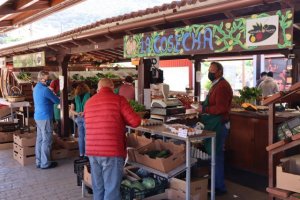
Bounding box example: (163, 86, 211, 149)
(84, 78, 141, 200)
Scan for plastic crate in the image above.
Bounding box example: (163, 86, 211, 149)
(121, 174, 168, 200)
(74, 157, 89, 186)
(74, 157, 89, 174)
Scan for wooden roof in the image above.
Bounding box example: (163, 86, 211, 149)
(0, 0, 84, 33)
(0, 0, 300, 64)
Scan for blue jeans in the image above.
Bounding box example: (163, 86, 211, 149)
(215, 124, 229, 192)
(35, 120, 53, 168)
(74, 116, 85, 156)
(89, 156, 124, 200)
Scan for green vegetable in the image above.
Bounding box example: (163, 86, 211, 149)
(129, 100, 145, 112)
(131, 181, 145, 191)
(17, 72, 31, 81)
(238, 87, 262, 103)
(142, 177, 156, 189)
(121, 179, 132, 188)
(156, 150, 171, 158)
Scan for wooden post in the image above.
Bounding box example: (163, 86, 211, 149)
(292, 50, 300, 84)
(57, 53, 71, 137)
(137, 59, 151, 105)
(268, 103, 275, 200)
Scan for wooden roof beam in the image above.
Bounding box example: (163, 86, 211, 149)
(86, 52, 108, 61)
(224, 11, 235, 18)
(70, 38, 123, 54)
(103, 49, 123, 57)
(104, 34, 115, 40)
(0, 3, 49, 16)
(0, 14, 13, 21)
(16, 0, 40, 10)
(151, 26, 159, 31)
(94, 51, 119, 60)
(182, 19, 192, 25)
(293, 23, 300, 31)
(86, 38, 97, 44)
(0, 20, 12, 27)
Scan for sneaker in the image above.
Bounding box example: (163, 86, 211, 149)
(41, 162, 58, 169)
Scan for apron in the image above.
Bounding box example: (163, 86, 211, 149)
(201, 79, 224, 155)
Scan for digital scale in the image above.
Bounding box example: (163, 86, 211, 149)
(150, 84, 186, 117)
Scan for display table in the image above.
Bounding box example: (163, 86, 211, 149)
(0, 98, 30, 127)
(127, 125, 216, 200)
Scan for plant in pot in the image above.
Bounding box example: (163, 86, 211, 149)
(238, 86, 262, 105)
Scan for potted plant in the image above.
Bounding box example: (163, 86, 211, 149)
(238, 86, 262, 105)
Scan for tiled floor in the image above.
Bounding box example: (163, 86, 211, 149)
(0, 149, 92, 200)
(0, 148, 267, 200)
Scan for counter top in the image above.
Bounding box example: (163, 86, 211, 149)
(127, 125, 215, 141)
(230, 109, 300, 121)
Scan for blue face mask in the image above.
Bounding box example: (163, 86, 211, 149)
(46, 80, 51, 86)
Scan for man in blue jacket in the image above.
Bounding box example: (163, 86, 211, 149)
(33, 71, 60, 169)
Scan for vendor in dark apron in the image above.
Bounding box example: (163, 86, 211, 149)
(198, 62, 233, 195)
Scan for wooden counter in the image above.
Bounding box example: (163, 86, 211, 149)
(227, 110, 300, 175)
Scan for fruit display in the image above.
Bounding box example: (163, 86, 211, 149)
(241, 102, 258, 111)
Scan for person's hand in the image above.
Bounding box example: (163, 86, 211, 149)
(57, 105, 60, 109)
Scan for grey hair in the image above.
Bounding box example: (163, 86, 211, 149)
(37, 71, 49, 81)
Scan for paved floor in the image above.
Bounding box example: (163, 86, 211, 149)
(0, 148, 267, 200)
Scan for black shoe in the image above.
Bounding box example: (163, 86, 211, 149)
(41, 162, 58, 169)
(36, 165, 40, 169)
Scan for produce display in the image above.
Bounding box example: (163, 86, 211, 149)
(143, 150, 171, 159)
(176, 94, 194, 109)
(238, 86, 262, 103)
(17, 72, 31, 81)
(121, 172, 168, 200)
(164, 124, 203, 137)
(141, 119, 162, 126)
(129, 100, 146, 112)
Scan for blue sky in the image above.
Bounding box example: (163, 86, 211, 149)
(2, 0, 174, 47)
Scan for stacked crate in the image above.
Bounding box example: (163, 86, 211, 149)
(0, 122, 20, 150)
(53, 135, 79, 158)
(13, 133, 36, 166)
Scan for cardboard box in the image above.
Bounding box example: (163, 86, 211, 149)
(51, 148, 68, 160)
(67, 149, 79, 157)
(13, 133, 36, 147)
(13, 143, 35, 156)
(13, 151, 35, 166)
(0, 142, 13, 150)
(84, 165, 92, 186)
(134, 140, 185, 173)
(54, 136, 78, 150)
(144, 189, 200, 200)
(127, 134, 152, 162)
(169, 177, 208, 200)
(277, 159, 300, 193)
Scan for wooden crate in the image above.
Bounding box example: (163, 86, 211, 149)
(13, 150, 35, 166)
(14, 132, 36, 147)
(51, 148, 68, 160)
(13, 143, 35, 156)
(0, 142, 13, 150)
(0, 131, 18, 143)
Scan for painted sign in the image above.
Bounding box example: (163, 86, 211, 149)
(13, 51, 45, 68)
(246, 15, 279, 46)
(124, 9, 293, 58)
(0, 57, 5, 68)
